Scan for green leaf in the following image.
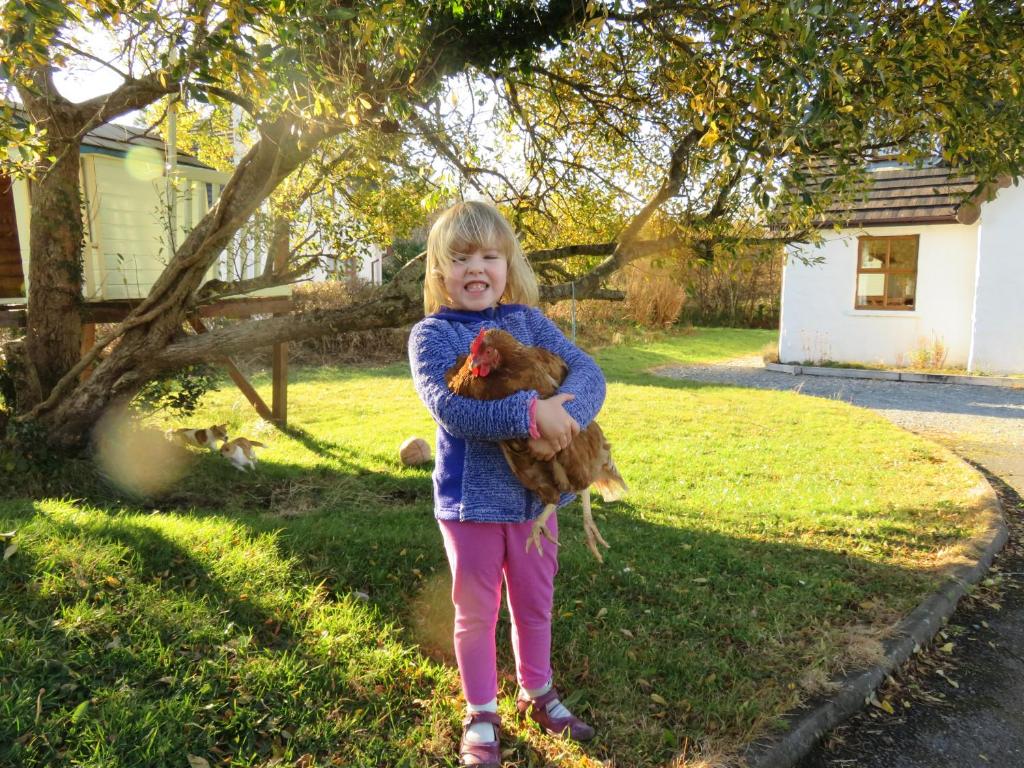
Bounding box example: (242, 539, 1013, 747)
(70, 700, 89, 724)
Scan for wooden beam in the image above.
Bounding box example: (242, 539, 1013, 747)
(80, 323, 96, 382)
(198, 296, 293, 319)
(188, 315, 274, 423)
(76, 295, 293, 323)
(270, 220, 290, 427)
(271, 337, 287, 426)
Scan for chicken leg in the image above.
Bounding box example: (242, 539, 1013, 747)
(526, 489, 610, 562)
(581, 488, 610, 563)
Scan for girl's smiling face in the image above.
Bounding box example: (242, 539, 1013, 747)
(444, 246, 508, 311)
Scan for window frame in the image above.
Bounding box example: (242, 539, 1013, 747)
(854, 234, 919, 311)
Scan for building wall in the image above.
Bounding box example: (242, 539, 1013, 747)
(780, 223, 979, 367)
(969, 182, 1024, 374)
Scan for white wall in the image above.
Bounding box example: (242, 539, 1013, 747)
(969, 182, 1024, 374)
(83, 154, 230, 300)
(780, 223, 979, 367)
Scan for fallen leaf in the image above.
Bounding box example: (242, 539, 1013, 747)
(0, 530, 15, 539)
(187, 756, 211, 768)
(4, 541, 18, 560)
(650, 693, 669, 706)
(939, 642, 955, 653)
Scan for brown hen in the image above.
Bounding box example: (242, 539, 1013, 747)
(445, 328, 626, 561)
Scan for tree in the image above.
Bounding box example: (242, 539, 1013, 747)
(0, 0, 594, 450)
(2, 0, 1023, 453)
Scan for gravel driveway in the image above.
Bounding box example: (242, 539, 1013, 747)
(655, 357, 1024, 768)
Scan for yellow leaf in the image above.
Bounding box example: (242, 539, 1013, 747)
(650, 693, 669, 706)
(939, 642, 954, 653)
(698, 122, 720, 149)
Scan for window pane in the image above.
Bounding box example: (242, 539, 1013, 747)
(887, 274, 916, 308)
(857, 273, 886, 306)
(889, 239, 918, 270)
(859, 240, 886, 269)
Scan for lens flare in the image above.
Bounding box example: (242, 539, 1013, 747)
(95, 407, 191, 497)
(123, 146, 163, 182)
(409, 571, 455, 664)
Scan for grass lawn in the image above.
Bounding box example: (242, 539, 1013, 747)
(0, 327, 989, 767)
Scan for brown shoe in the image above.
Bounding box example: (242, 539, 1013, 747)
(516, 687, 595, 742)
(460, 711, 502, 767)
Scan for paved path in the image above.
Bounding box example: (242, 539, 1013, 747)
(657, 359, 1024, 768)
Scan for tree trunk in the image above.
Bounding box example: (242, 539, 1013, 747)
(23, 140, 84, 408)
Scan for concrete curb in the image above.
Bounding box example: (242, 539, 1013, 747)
(740, 478, 1009, 768)
(765, 362, 1024, 389)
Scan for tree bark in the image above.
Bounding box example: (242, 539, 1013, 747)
(23, 135, 84, 408)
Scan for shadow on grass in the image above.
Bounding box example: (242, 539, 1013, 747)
(0, 472, 960, 767)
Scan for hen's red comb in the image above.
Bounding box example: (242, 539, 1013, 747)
(470, 328, 487, 356)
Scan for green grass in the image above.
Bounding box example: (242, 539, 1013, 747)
(0, 328, 987, 767)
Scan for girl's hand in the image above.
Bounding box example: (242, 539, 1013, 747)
(535, 393, 580, 451)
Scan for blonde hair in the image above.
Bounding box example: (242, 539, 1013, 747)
(423, 200, 539, 315)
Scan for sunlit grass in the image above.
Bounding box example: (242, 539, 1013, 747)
(0, 328, 987, 766)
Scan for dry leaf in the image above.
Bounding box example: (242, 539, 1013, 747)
(4, 541, 18, 560)
(650, 693, 669, 706)
(939, 642, 955, 653)
(187, 756, 211, 768)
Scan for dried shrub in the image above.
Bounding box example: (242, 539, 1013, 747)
(910, 335, 949, 370)
(621, 259, 686, 327)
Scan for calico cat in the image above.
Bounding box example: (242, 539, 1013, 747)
(219, 437, 266, 471)
(168, 423, 228, 451)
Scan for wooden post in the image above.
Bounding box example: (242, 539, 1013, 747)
(270, 218, 289, 427)
(80, 322, 96, 382)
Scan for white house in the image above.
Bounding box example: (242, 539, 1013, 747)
(1, 121, 236, 304)
(779, 162, 1024, 374)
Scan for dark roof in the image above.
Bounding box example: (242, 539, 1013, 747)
(82, 122, 215, 170)
(815, 163, 978, 227)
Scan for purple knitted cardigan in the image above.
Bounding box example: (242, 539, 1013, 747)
(408, 304, 607, 523)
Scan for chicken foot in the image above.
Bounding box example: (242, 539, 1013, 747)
(525, 490, 610, 562)
(581, 488, 610, 563)
(526, 503, 559, 555)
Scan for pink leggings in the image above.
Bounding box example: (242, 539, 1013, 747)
(438, 513, 559, 706)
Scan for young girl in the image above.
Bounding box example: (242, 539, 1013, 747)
(409, 201, 606, 766)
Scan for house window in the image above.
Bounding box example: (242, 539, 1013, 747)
(855, 235, 918, 310)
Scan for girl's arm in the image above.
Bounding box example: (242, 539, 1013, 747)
(528, 309, 607, 429)
(409, 320, 536, 441)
